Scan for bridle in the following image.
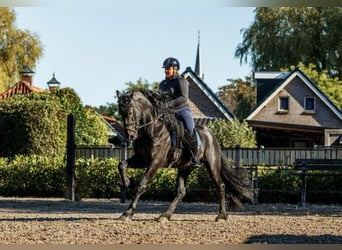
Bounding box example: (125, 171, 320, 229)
(121, 99, 162, 141)
(124, 110, 162, 134)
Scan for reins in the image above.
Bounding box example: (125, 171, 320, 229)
(137, 113, 163, 129)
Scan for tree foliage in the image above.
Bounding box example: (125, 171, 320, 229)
(124, 77, 159, 91)
(0, 8, 43, 92)
(51, 88, 108, 146)
(217, 77, 256, 120)
(93, 78, 160, 122)
(208, 119, 256, 148)
(0, 94, 63, 157)
(0, 88, 108, 157)
(235, 7, 342, 79)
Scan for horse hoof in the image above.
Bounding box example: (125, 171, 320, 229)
(158, 216, 169, 223)
(119, 214, 132, 221)
(215, 214, 228, 222)
(215, 218, 226, 222)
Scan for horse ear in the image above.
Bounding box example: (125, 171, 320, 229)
(116, 90, 122, 98)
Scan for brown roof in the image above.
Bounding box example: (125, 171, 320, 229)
(101, 114, 126, 139)
(0, 81, 44, 99)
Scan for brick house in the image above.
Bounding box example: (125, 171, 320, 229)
(246, 69, 342, 147)
(182, 67, 235, 126)
(0, 65, 44, 99)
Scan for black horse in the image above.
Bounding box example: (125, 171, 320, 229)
(116, 89, 252, 222)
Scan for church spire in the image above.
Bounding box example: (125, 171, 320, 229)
(194, 31, 203, 80)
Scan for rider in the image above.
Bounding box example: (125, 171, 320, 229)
(159, 57, 201, 167)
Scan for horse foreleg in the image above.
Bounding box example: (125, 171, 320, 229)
(118, 160, 130, 188)
(118, 155, 145, 203)
(158, 168, 192, 222)
(119, 165, 159, 221)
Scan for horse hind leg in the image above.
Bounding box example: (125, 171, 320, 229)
(158, 168, 192, 222)
(205, 162, 228, 221)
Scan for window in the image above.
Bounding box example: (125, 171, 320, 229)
(278, 96, 289, 112)
(304, 97, 316, 111)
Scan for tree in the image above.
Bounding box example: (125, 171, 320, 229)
(89, 102, 120, 120)
(208, 119, 256, 148)
(0, 8, 43, 92)
(0, 88, 108, 157)
(124, 77, 159, 91)
(217, 77, 256, 120)
(51, 87, 108, 146)
(235, 7, 342, 79)
(94, 78, 160, 122)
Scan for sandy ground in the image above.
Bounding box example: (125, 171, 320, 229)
(0, 197, 341, 244)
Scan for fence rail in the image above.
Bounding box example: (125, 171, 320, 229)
(75, 145, 342, 166)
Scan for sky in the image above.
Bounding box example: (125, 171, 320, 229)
(13, 0, 256, 107)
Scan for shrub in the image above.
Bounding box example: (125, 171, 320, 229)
(0, 155, 66, 197)
(0, 88, 108, 158)
(208, 119, 256, 148)
(75, 158, 120, 199)
(257, 167, 300, 203)
(257, 167, 342, 204)
(0, 95, 64, 157)
(1, 155, 340, 204)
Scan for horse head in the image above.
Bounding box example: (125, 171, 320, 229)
(117, 89, 154, 142)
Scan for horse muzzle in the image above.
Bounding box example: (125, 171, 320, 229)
(125, 128, 138, 142)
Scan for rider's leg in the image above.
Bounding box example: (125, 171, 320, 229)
(176, 107, 201, 167)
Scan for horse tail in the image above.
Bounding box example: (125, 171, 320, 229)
(220, 155, 254, 208)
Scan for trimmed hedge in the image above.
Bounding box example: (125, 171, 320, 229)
(0, 155, 66, 197)
(0, 155, 217, 201)
(258, 167, 342, 204)
(0, 96, 64, 157)
(0, 89, 108, 158)
(0, 155, 341, 204)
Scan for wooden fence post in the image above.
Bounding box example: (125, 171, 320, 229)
(234, 144, 241, 168)
(66, 114, 76, 201)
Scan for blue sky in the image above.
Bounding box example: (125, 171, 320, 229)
(14, 1, 255, 106)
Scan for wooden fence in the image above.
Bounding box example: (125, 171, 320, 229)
(75, 145, 342, 166)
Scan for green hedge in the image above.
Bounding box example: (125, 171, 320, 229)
(0, 96, 64, 157)
(0, 89, 108, 158)
(0, 155, 66, 197)
(0, 156, 341, 204)
(257, 167, 342, 204)
(0, 155, 217, 201)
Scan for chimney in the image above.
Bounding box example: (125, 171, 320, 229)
(19, 65, 35, 85)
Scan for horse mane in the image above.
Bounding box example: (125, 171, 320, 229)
(132, 88, 185, 140)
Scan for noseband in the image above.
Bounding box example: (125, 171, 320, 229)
(121, 99, 157, 138)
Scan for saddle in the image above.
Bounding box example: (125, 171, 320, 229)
(140, 89, 201, 164)
(168, 126, 201, 165)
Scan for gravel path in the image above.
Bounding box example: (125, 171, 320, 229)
(0, 197, 341, 244)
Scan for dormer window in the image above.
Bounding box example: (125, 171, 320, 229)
(304, 97, 316, 112)
(278, 96, 289, 113)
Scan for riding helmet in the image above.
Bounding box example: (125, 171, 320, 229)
(162, 57, 180, 69)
